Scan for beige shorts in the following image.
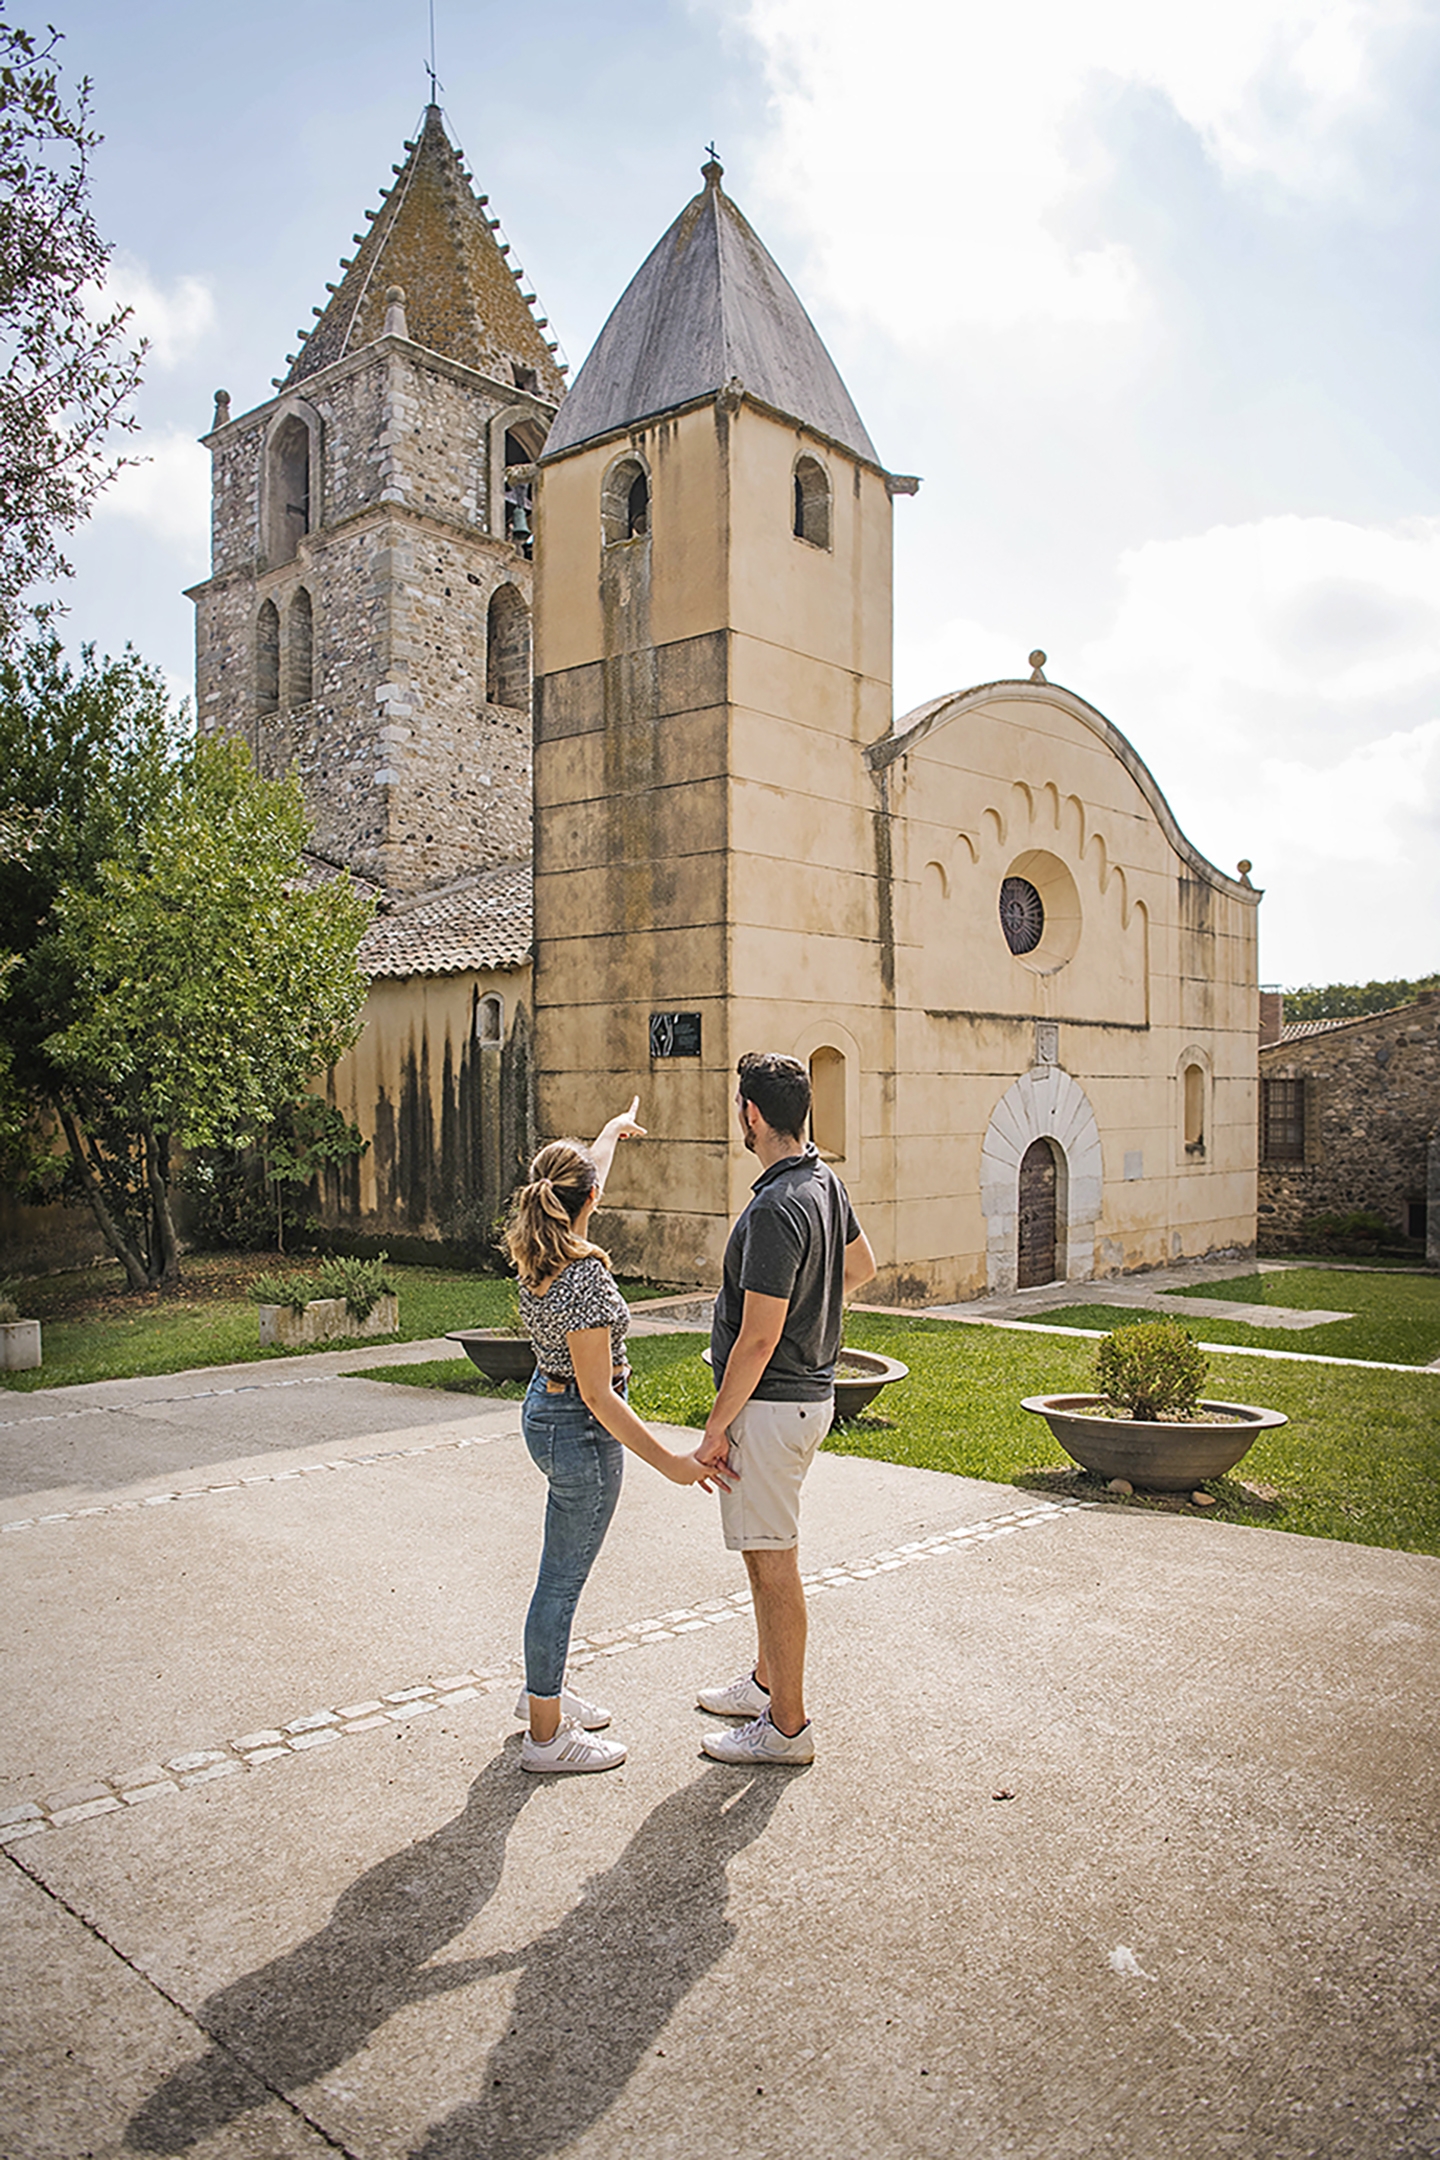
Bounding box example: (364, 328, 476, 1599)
(717, 1396, 834, 1551)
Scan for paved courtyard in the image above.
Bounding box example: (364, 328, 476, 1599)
(2, 1339, 1437, 2159)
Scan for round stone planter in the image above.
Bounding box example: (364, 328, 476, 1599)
(702, 1347, 909, 1421)
(446, 1330, 537, 1384)
(1021, 1393, 1287, 1493)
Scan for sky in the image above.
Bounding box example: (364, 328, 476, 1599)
(29, 0, 1440, 989)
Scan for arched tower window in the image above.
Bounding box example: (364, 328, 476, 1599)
(1183, 1062, 1206, 1155)
(256, 599, 280, 716)
(287, 587, 313, 707)
(809, 1046, 847, 1160)
(486, 584, 531, 709)
(267, 414, 311, 566)
(793, 454, 831, 548)
(601, 455, 650, 545)
(476, 993, 504, 1046)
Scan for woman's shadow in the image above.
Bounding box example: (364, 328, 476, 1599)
(126, 1746, 540, 2152)
(408, 1763, 790, 2160)
(127, 1750, 790, 2158)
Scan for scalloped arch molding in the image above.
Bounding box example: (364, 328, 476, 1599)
(980, 1067, 1104, 1292)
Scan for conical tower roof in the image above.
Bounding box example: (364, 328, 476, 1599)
(280, 105, 565, 401)
(543, 158, 878, 464)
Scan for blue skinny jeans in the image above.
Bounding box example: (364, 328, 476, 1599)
(521, 1374, 624, 1699)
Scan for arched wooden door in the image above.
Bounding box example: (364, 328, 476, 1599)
(1017, 1138, 1059, 1287)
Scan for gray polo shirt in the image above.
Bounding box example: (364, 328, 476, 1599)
(710, 1145, 861, 1402)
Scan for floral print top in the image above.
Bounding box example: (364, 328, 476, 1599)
(519, 1255, 630, 1379)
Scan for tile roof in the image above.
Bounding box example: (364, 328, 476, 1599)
(359, 861, 533, 978)
(543, 157, 878, 464)
(282, 104, 564, 402)
(1278, 1007, 1406, 1042)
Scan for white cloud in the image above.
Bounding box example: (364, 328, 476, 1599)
(729, 0, 1412, 335)
(1072, 514, 1440, 979)
(101, 255, 216, 368)
(93, 429, 211, 552)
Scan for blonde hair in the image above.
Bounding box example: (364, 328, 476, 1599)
(504, 1140, 612, 1291)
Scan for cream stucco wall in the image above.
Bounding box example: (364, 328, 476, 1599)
(532, 392, 1258, 1299)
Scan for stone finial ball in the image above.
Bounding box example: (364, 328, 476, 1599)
(1237, 859, 1252, 875)
(1028, 649, 1047, 670)
(386, 285, 406, 303)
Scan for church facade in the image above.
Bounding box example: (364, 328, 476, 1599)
(191, 111, 1261, 1300)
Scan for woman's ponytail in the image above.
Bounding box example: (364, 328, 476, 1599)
(504, 1141, 611, 1289)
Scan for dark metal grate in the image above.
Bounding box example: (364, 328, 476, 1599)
(1000, 876, 1045, 956)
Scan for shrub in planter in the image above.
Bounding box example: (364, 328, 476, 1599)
(1022, 1317, 1285, 1492)
(250, 1253, 399, 1346)
(1094, 1319, 1208, 1421)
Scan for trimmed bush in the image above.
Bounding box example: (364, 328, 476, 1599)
(1094, 1318, 1209, 1421)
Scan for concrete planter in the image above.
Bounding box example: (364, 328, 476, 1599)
(446, 1330, 536, 1384)
(0, 1319, 42, 1371)
(258, 1294, 399, 1349)
(1021, 1393, 1286, 1492)
(702, 1346, 909, 1421)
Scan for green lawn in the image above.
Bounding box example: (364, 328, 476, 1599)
(1038, 1265, 1440, 1366)
(365, 1313, 1440, 1561)
(0, 1254, 663, 1393)
(10, 1255, 1439, 1560)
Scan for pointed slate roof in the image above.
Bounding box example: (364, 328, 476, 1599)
(280, 106, 564, 401)
(543, 158, 877, 463)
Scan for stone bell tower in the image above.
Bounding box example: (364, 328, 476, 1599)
(187, 104, 565, 896)
(532, 155, 910, 1281)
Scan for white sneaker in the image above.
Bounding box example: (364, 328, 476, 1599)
(521, 1718, 628, 1775)
(514, 1683, 612, 1730)
(696, 1669, 770, 1718)
(700, 1709, 814, 1765)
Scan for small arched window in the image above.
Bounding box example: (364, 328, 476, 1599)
(1183, 1063, 1205, 1153)
(809, 1046, 846, 1160)
(287, 587, 313, 706)
(256, 599, 280, 715)
(486, 584, 531, 709)
(267, 414, 311, 566)
(793, 455, 830, 549)
(476, 993, 504, 1047)
(602, 455, 650, 546)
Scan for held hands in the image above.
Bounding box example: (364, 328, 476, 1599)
(695, 1422, 733, 1481)
(668, 1445, 736, 1494)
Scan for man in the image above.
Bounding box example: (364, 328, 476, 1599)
(695, 1051, 876, 1764)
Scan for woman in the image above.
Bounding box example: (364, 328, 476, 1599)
(504, 1098, 726, 1774)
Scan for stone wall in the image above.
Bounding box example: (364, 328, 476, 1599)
(190, 337, 551, 896)
(1258, 994, 1440, 1247)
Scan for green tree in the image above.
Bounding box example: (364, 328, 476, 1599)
(0, 641, 373, 1287)
(0, 7, 145, 639)
(1282, 974, 1440, 1022)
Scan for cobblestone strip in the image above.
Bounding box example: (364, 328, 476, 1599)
(0, 1370, 356, 1434)
(1, 1427, 518, 1536)
(0, 1499, 1085, 1846)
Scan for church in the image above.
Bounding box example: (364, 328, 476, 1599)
(189, 106, 1260, 1303)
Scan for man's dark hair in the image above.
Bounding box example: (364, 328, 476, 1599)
(737, 1050, 811, 1141)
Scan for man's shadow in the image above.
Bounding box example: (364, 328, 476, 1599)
(126, 1747, 539, 2152)
(408, 1763, 790, 2160)
(127, 1751, 790, 2158)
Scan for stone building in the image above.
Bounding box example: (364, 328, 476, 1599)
(1258, 992, 1440, 1252)
(182, 118, 1260, 1291)
(188, 102, 561, 898)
